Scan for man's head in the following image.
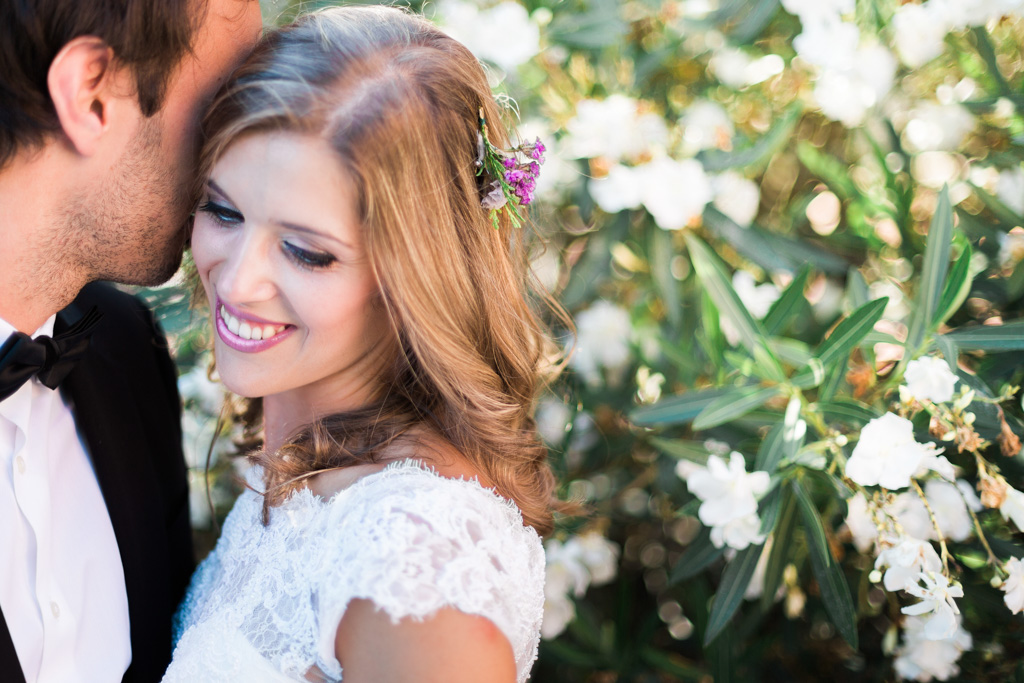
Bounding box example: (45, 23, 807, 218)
(0, 0, 262, 289)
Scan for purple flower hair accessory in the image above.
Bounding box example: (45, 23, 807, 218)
(475, 109, 546, 229)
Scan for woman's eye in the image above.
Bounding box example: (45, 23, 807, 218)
(197, 200, 244, 225)
(283, 241, 337, 269)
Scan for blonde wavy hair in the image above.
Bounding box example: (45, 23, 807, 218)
(197, 5, 569, 534)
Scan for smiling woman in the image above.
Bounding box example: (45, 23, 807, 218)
(165, 5, 568, 683)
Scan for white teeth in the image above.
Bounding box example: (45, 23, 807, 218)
(221, 305, 286, 341)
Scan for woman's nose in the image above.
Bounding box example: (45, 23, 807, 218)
(214, 231, 277, 304)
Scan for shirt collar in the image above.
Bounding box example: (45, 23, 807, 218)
(0, 312, 56, 340)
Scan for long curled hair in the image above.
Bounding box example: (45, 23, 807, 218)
(197, 6, 568, 534)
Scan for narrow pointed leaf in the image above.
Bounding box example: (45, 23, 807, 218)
(905, 186, 953, 357)
(815, 297, 888, 368)
(671, 527, 726, 584)
(819, 399, 880, 427)
(764, 265, 811, 335)
(704, 542, 766, 645)
(932, 334, 959, 374)
(935, 241, 973, 326)
(945, 321, 1024, 351)
(631, 386, 743, 426)
(761, 487, 797, 611)
(693, 384, 782, 430)
(754, 422, 785, 472)
(649, 437, 711, 464)
(793, 480, 858, 648)
(686, 235, 784, 381)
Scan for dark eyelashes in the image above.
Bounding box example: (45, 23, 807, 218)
(198, 200, 243, 225)
(283, 242, 337, 269)
(197, 200, 338, 271)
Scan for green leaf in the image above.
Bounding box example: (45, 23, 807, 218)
(703, 542, 766, 645)
(815, 297, 888, 368)
(796, 141, 857, 200)
(754, 422, 785, 472)
(904, 186, 954, 359)
(698, 104, 801, 172)
(932, 334, 959, 374)
(935, 240, 973, 326)
(945, 321, 1024, 351)
(671, 527, 726, 584)
(793, 480, 858, 648)
(819, 399, 880, 428)
(818, 356, 848, 403)
(547, 0, 627, 49)
(651, 227, 682, 330)
(685, 235, 785, 381)
(693, 384, 783, 430)
(649, 437, 710, 464)
(761, 487, 797, 611)
(764, 266, 811, 335)
(631, 386, 742, 426)
(640, 648, 707, 681)
(727, 0, 781, 43)
(759, 484, 784, 534)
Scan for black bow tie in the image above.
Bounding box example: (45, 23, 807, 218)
(0, 307, 103, 402)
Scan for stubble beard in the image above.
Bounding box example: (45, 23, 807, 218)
(63, 115, 193, 288)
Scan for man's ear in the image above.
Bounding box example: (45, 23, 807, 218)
(47, 36, 119, 157)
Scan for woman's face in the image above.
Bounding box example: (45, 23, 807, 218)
(192, 131, 392, 409)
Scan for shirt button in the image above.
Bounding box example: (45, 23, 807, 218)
(15, 456, 25, 474)
(50, 602, 60, 619)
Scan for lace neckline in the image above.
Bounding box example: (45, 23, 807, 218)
(263, 458, 527, 524)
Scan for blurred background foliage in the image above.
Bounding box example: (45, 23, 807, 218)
(139, 0, 1024, 680)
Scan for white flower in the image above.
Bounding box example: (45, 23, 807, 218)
(710, 513, 766, 551)
(904, 102, 976, 153)
(710, 47, 785, 88)
(903, 356, 958, 403)
(1001, 557, 1024, 614)
(732, 270, 780, 319)
(541, 593, 575, 639)
(793, 18, 860, 71)
(902, 572, 964, 641)
(565, 532, 620, 586)
(712, 171, 761, 226)
(544, 538, 590, 599)
(684, 453, 770, 549)
(996, 166, 1024, 216)
(435, 0, 540, 71)
(637, 157, 713, 230)
(894, 614, 972, 682)
(889, 480, 978, 543)
(781, 0, 855, 24)
(679, 100, 734, 154)
(570, 300, 632, 386)
(564, 95, 669, 162)
(1000, 485, 1024, 530)
(588, 164, 643, 213)
(875, 538, 943, 592)
(536, 398, 572, 446)
(844, 492, 879, 553)
(892, 3, 949, 68)
(812, 44, 896, 127)
(932, 0, 1024, 30)
(846, 413, 940, 490)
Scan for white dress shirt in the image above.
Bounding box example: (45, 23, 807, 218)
(0, 314, 131, 682)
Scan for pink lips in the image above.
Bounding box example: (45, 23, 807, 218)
(215, 299, 296, 353)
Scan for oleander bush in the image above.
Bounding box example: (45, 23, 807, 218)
(145, 0, 1024, 680)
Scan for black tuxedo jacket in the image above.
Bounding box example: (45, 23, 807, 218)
(0, 282, 195, 683)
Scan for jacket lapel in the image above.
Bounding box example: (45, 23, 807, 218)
(0, 608, 25, 683)
(57, 304, 173, 683)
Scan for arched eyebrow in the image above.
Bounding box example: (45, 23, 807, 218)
(205, 178, 356, 253)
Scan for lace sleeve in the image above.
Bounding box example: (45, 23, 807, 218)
(310, 463, 545, 682)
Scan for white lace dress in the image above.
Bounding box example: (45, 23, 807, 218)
(162, 459, 545, 682)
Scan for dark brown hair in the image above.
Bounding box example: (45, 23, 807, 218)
(0, 0, 208, 168)
(200, 6, 569, 535)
